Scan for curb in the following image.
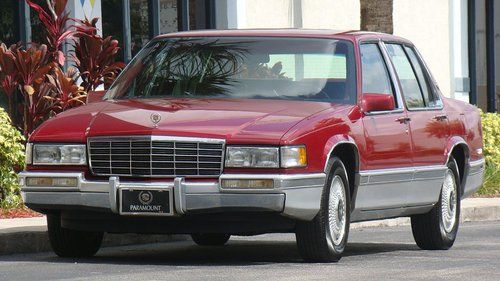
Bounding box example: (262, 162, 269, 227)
(1, 198, 498, 256)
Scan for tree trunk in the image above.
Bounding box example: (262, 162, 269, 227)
(360, 0, 393, 34)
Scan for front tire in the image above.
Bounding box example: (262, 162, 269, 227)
(411, 158, 461, 250)
(191, 233, 230, 246)
(47, 214, 103, 258)
(295, 157, 351, 262)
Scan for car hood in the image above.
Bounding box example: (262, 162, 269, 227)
(31, 98, 335, 144)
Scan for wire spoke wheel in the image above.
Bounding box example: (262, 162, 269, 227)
(441, 169, 458, 233)
(327, 175, 347, 247)
(295, 157, 350, 262)
(410, 158, 461, 250)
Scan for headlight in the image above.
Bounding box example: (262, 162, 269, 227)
(225, 147, 279, 168)
(281, 146, 307, 168)
(225, 145, 307, 168)
(32, 144, 87, 165)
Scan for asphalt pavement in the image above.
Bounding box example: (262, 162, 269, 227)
(1, 220, 499, 281)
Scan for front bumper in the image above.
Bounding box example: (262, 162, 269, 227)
(20, 172, 326, 221)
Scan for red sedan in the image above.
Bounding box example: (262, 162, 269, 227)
(20, 29, 485, 262)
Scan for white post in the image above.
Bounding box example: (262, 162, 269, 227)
(451, 0, 470, 102)
(216, 0, 246, 29)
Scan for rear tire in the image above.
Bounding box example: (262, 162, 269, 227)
(411, 158, 461, 250)
(295, 157, 351, 262)
(191, 233, 230, 246)
(47, 214, 103, 258)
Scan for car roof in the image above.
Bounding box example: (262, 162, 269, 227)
(156, 29, 412, 44)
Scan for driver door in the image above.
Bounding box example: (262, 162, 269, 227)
(357, 42, 413, 212)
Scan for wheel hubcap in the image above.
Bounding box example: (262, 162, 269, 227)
(328, 175, 347, 246)
(441, 169, 457, 233)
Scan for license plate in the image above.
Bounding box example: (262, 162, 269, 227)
(119, 188, 173, 216)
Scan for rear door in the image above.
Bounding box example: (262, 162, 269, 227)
(384, 43, 448, 206)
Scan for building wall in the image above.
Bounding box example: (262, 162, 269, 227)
(243, 0, 293, 28)
(218, 0, 360, 30)
(393, 0, 453, 98)
(302, 0, 359, 30)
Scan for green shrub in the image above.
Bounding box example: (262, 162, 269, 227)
(0, 107, 24, 208)
(477, 112, 500, 196)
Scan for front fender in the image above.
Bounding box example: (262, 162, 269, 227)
(322, 134, 359, 173)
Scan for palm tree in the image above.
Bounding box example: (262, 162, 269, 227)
(360, 0, 393, 34)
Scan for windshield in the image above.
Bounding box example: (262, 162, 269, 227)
(106, 37, 357, 103)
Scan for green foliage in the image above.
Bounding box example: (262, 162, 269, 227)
(481, 112, 500, 166)
(0, 108, 24, 208)
(477, 164, 500, 196)
(477, 112, 500, 196)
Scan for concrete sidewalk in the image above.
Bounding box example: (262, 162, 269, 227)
(1, 198, 499, 255)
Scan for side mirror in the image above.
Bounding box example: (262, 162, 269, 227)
(86, 90, 106, 104)
(361, 93, 395, 113)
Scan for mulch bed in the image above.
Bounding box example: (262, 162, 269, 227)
(0, 208, 43, 219)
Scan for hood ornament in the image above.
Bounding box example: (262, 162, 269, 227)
(150, 113, 161, 127)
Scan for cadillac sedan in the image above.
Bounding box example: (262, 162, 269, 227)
(20, 29, 485, 262)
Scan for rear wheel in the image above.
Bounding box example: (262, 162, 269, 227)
(191, 233, 230, 246)
(295, 157, 351, 262)
(411, 158, 461, 250)
(47, 214, 103, 258)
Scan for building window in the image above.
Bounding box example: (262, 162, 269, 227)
(160, 0, 178, 34)
(130, 0, 150, 56)
(471, 0, 499, 112)
(0, 0, 20, 46)
(102, 0, 124, 61)
(29, 0, 48, 45)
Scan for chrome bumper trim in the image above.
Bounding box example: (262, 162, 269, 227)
(463, 158, 486, 198)
(22, 191, 112, 210)
(468, 158, 486, 174)
(19, 172, 326, 220)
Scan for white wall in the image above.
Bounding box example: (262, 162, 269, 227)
(217, 0, 360, 30)
(302, 0, 359, 30)
(243, 0, 294, 28)
(393, 0, 453, 97)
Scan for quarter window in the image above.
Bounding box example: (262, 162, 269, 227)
(385, 44, 425, 108)
(360, 44, 394, 98)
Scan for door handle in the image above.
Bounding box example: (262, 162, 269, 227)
(433, 114, 448, 121)
(395, 117, 411, 124)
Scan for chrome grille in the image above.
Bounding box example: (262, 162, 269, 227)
(88, 136, 225, 177)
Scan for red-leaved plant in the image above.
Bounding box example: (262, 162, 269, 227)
(0, 0, 124, 137)
(44, 67, 87, 114)
(12, 44, 56, 135)
(26, 0, 80, 66)
(0, 43, 20, 116)
(72, 18, 125, 92)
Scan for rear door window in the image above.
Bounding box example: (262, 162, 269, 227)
(403, 46, 443, 108)
(385, 43, 425, 109)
